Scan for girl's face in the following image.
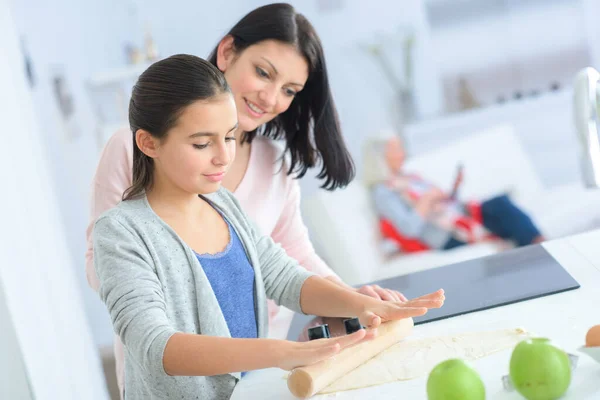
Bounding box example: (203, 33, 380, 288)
(140, 94, 239, 195)
(217, 38, 310, 132)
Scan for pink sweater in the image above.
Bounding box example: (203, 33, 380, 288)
(85, 127, 337, 337)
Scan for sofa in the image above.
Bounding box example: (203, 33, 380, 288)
(301, 124, 600, 286)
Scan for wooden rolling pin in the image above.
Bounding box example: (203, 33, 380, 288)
(287, 318, 414, 399)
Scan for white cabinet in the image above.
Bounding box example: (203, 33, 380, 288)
(424, 0, 591, 113)
(86, 62, 152, 150)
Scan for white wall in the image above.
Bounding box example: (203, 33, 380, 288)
(405, 90, 581, 189)
(1, 1, 108, 398)
(431, 1, 588, 76)
(9, 0, 135, 348)
(132, 0, 265, 57)
(583, 0, 600, 70)
(0, 279, 32, 400)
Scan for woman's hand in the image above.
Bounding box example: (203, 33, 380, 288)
(275, 329, 369, 371)
(324, 276, 407, 302)
(355, 284, 407, 302)
(358, 289, 445, 329)
(415, 188, 447, 217)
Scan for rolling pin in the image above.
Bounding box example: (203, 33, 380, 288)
(287, 317, 414, 399)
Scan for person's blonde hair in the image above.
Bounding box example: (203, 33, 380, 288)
(361, 130, 405, 188)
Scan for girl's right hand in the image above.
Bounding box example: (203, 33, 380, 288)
(275, 329, 368, 371)
(357, 289, 445, 329)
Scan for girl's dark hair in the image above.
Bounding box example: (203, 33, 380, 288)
(208, 3, 355, 190)
(123, 54, 231, 200)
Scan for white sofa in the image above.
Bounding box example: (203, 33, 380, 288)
(301, 124, 600, 286)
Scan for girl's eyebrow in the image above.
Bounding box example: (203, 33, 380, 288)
(188, 123, 239, 138)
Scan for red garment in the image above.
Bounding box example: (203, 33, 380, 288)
(379, 219, 430, 252)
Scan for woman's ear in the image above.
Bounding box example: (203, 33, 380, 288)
(135, 129, 160, 158)
(216, 35, 236, 72)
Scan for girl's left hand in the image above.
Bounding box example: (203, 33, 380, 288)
(358, 289, 445, 329)
(355, 285, 407, 302)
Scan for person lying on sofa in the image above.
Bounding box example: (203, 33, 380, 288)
(363, 135, 545, 252)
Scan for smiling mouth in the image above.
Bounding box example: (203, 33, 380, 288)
(245, 99, 266, 116)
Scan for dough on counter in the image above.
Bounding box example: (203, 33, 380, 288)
(319, 328, 530, 394)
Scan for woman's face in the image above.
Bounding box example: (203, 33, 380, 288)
(217, 39, 310, 132)
(384, 137, 406, 174)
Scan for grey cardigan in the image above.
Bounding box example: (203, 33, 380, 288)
(92, 188, 315, 400)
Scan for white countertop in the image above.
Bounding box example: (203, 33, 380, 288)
(231, 230, 600, 399)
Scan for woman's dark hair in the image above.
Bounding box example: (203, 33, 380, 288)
(123, 54, 231, 200)
(208, 3, 355, 190)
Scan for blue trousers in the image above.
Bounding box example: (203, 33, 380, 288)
(443, 194, 541, 249)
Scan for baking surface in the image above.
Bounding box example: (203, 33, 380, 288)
(288, 244, 580, 341)
(232, 236, 600, 399)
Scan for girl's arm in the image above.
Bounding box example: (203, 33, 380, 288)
(299, 276, 444, 329)
(94, 213, 368, 377)
(163, 330, 366, 375)
(94, 212, 442, 378)
(94, 215, 177, 378)
(163, 282, 444, 376)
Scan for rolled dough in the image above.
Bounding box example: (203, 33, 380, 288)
(319, 328, 530, 394)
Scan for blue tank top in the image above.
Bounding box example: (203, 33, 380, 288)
(195, 216, 258, 343)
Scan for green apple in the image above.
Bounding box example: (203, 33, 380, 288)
(509, 338, 571, 400)
(427, 358, 486, 400)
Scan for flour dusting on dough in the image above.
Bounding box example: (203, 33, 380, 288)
(319, 328, 530, 394)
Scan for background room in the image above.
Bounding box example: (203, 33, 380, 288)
(3, 0, 600, 398)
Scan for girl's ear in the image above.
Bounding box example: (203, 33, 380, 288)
(136, 129, 160, 158)
(216, 35, 236, 72)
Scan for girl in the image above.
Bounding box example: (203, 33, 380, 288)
(86, 4, 405, 394)
(93, 54, 444, 400)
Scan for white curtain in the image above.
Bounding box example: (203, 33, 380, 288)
(0, 1, 109, 398)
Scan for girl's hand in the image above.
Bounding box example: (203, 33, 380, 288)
(356, 284, 407, 302)
(358, 289, 445, 329)
(275, 329, 369, 371)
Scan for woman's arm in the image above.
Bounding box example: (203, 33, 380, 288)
(85, 127, 133, 291)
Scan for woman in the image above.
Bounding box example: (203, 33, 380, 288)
(364, 135, 545, 252)
(85, 3, 404, 396)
